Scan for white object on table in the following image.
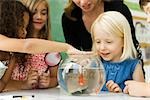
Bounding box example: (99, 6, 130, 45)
(0, 61, 7, 79)
(0, 87, 149, 100)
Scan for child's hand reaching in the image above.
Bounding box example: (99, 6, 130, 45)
(106, 80, 122, 93)
(24, 68, 39, 89)
(38, 72, 50, 89)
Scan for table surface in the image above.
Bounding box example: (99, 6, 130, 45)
(0, 87, 149, 100)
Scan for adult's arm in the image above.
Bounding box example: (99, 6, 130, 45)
(0, 34, 79, 54)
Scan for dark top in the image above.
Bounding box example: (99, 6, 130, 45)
(62, 1, 139, 51)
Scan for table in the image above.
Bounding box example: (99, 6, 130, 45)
(0, 87, 149, 100)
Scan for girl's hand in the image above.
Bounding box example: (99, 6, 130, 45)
(38, 72, 50, 89)
(24, 68, 39, 89)
(124, 81, 150, 97)
(106, 80, 122, 93)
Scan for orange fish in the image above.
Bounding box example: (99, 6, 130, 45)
(78, 73, 85, 86)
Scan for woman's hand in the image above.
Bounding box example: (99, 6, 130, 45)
(106, 80, 122, 93)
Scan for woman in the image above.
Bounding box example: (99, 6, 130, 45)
(62, 0, 140, 58)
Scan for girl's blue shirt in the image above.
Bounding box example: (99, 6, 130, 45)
(101, 58, 140, 91)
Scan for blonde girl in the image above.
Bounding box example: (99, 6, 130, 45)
(91, 11, 144, 93)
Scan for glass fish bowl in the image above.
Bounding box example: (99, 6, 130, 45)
(58, 55, 105, 95)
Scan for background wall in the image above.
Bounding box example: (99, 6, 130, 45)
(125, 0, 150, 83)
(49, 0, 67, 42)
(48, 0, 68, 58)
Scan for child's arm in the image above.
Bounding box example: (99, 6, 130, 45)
(124, 81, 150, 97)
(0, 56, 16, 92)
(123, 63, 145, 96)
(132, 63, 145, 82)
(3, 69, 39, 91)
(0, 34, 91, 54)
(3, 80, 33, 92)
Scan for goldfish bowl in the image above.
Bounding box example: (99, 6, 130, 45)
(58, 55, 105, 96)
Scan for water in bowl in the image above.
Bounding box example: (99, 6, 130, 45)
(58, 55, 105, 96)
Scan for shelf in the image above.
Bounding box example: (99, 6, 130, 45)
(140, 42, 150, 48)
(144, 60, 150, 65)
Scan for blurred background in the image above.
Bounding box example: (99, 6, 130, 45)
(49, 0, 67, 42)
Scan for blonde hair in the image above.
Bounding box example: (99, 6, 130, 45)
(20, 0, 51, 39)
(91, 11, 137, 61)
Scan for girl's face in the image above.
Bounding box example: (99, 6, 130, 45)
(32, 1, 48, 31)
(93, 25, 123, 62)
(72, 0, 101, 12)
(18, 12, 29, 39)
(143, 2, 150, 23)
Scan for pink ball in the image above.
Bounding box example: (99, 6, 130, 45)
(45, 52, 61, 66)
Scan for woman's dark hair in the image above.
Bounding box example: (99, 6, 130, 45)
(0, 0, 30, 70)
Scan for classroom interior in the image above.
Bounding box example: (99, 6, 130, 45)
(0, 0, 150, 99)
(49, 0, 150, 83)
